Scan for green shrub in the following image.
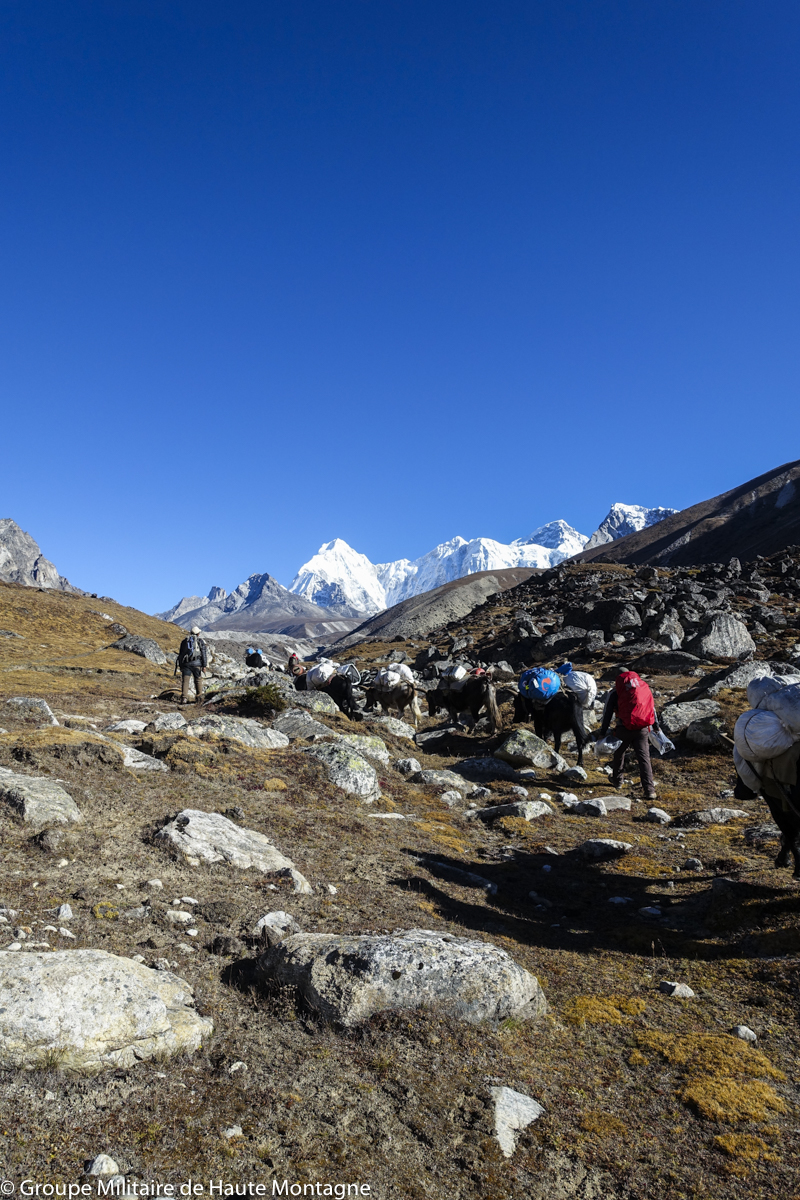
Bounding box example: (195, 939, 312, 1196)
(237, 684, 288, 717)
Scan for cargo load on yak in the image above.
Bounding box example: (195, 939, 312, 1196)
(733, 673, 800, 879)
(556, 662, 598, 710)
(518, 667, 561, 705)
(439, 663, 470, 692)
(374, 663, 414, 690)
(304, 659, 339, 690)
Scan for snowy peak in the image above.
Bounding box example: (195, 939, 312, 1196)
(584, 503, 679, 550)
(514, 520, 587, 558)
(289, 539, 386, 617)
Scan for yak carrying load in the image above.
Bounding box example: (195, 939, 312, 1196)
(733, 672, 800, 878)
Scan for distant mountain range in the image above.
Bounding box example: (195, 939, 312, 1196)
(0, 519, 76, 591)
(156, 503, 676, 633)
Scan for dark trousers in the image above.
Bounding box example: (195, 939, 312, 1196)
(611, 726, 654, 793)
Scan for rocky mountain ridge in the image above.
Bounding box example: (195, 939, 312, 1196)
(0, 518, 76, 592)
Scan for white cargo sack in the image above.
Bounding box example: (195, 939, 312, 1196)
(306, 659, 338, 689)
(375, 664, 413, 690)
(746, 675, 783, 707)
(441, 664, 469, 691)
(592, 734, 622, 758)
(649, 728, 675, 757)
(561, 670, 597, 710)
(733, 708, 794, 761)
(733, 745, 762, 795)
(758, 681, 800, 737)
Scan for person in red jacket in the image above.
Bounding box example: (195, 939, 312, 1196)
(598, 667, 661, 801)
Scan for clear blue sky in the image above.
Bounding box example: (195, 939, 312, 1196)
(2, 1, 799, 612)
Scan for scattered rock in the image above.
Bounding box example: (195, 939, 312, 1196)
(395, 757, 422, 776)
(732, 1025, 757, 1043)
(111, 635, 169, 666)
(454, 757, 522, 784)
(0, 950, 212, 1070)
(594, 795, 632, 812)
(271, 709, 331, 740)
(185, 715, 289, 751)
(5, 697, 59, 726)
(254, 910, 303, 945)
(677, 807, 749, 827)
(440, 790, 463, 807)
(371, 716, 416, 740)
(688, 614, 755, 660)
(494, 730, 567, 772)
(85, 1155, 120, 1176)
(478, 800, 552, 822)
(120, 746, 169, 772)
(105, 719, 148, 735)
(683, 858, 703, 871)
(578, 839, 633, 860)
(338, 733, 390, 765)
(304, 743, 381, 804)
(256, 929, 547, 1027)
(223, 1126, 243, 1140)
(491, 1086, 544, 1158)
(413, 768, 466, 790)
(156, 809, 312, 892)
(645, 808, 671, 825)
(144, 713, 188, 734)
(288, 690, 339, 715)
(0, 772, 83, 828)
(660, 699, 721, 735)
(560, 766, 587, 783)
(685, 716, 727, 747)
(659, 980, 695, 999)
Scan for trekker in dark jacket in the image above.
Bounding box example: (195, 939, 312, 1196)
(178, 625, 208, 705)
(598, 667, 662, 802)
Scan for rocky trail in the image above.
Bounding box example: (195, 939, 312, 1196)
(0, 553, 799, 1199)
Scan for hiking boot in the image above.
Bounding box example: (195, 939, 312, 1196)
(644, 791, 657, 802)
(611, 776, 625, 789)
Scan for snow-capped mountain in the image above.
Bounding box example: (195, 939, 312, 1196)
(157, 586, 227, 624)
(289, 523, 589, 616)
(583, 503, 679, 550)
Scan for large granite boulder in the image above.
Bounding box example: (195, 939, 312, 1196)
(256, 929, 547, 1027)
(0, 770, 83, 827)
(688, 615, 755, 661)
(156, 809, 311, 892)
(185, 715, 289, 750)
(111, 635, 169, 667)
(0, 950, 212, 1071)
(660, 699, 721, 735)
(337, 734, 390, 765)
(271, 709, 332, 740)
(495, 730, 567, 772)
(303, 743, 380, 803)
(5, 697, 58, 726)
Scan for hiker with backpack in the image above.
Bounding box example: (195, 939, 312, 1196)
(177, 625, 208, 704)
(597, 667, 661, 801)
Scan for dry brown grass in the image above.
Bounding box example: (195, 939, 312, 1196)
(563, 995, 646, 1025)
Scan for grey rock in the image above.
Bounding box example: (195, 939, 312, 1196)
(185, 715, 289, 751)
(468, 786, 491, 800)
(119, 745, 169, 772)
(85, 1155, 120, 1177)
(440, 790, 463, 807)
(660, 699, 721, 735)
(510, 785, 529, 798)
(413, 768, 468, 790)
(0, 518, 71, 590)
(423, 861, 498, 893)
(144, 712, 187, 734)
(575, 798, 607, 817)
(743, 822, 781, 846)
(683, 857, 703, 871)
(256, 929, 547, 1027)
(290, 690, 339, 715)
(594, 794, 632, 812)
(491, 1086, 544, 1158)
(560, 766, 587, 783)
(646, 613, 685, 650)
(681, 807, 748, 826)
(271, 709, 331, 740)
(111, 635, 168, 667)
(645, 808, 672, 825)
(495, 730, 567, 772)
(555, 791, 578, 805)
(304, 742, 381, 803)
(0, 772, 83, 827)
(705, 660, 776, 696)
(454, 757, 523, 784)
(56, 904, 73, 921)
(579, 839, 633, 860)
(371, 716, 416, 740)
(156, 809, 312, 892)
(5, 696, 59, 726)
(686, 716, 727, 747)
(395, 757, 422, 776)
(659, 980, 695, 999)
(105, 719, 148, 735)
(254, 910, 303, 945)
(477, 800, 553, 822)
(630, 650, 702, 674)
(732, 1024, 757, 1043)
(338, 733, 390, 765)
(688, 614, 755, 660)
(0, 949, 212, 1070)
